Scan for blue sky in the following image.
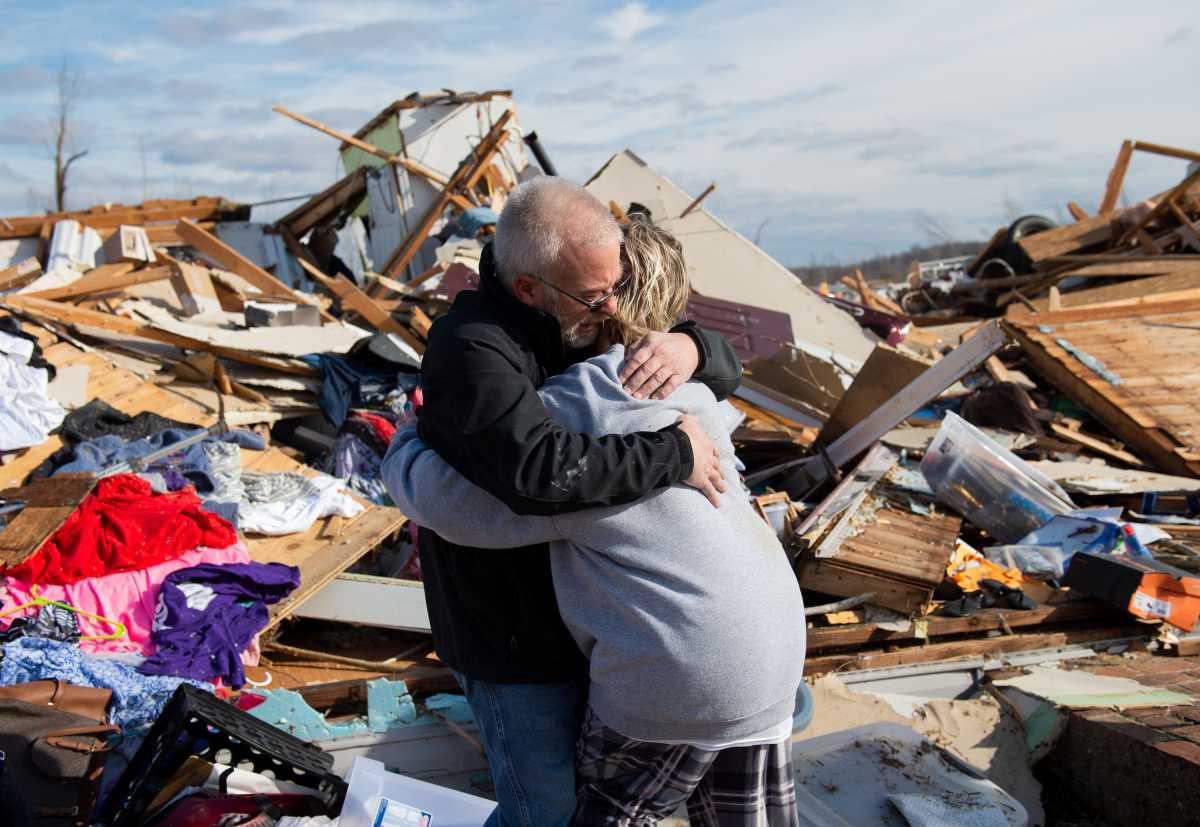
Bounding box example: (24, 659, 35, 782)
(0, 0, 1196, 265)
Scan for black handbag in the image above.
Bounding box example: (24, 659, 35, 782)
(0, 698, 119, 826)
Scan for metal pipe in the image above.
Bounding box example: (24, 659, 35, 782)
(523, 131, 558, 176)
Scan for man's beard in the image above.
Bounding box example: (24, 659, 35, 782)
(561, 317, 600, 349)
(535, 287, 600, 349)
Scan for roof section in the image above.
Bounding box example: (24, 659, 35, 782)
(341, 89, 513, 152)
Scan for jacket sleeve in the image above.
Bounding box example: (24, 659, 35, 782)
(417, 320, 694, 517)
(382, 428, 562, 548)
(672, 320, 742, 401)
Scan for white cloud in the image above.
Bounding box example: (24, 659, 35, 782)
(600, 2, 665, 42)
(0, 0, 1196, 265)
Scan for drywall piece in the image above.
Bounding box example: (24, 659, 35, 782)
(45, 363, 90, 408)
(214, 221, 308, 290)
(995, 664, 1195, 708)
(803, 676, 1042, 826)
(0, 237, 41, 270)
(121, 300, 368, 357)
(294, 574, 431, 633)
(585, 150, 877, 361)
(792, 721, 1028, 827)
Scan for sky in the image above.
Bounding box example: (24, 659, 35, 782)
(0, 0, 1196, 266)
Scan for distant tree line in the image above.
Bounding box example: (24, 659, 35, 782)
(789, 240, 984, 286)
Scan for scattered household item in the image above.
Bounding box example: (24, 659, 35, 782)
(791, 722, 1027, 827)
(337, 756, 496, 827)
(921, 412, 1074, 543)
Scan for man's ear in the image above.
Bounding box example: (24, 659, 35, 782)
(511, 275, 540, 307)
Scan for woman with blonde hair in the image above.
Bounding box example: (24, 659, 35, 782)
(384, 218, 805, 826)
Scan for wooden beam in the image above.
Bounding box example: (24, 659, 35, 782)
(1132, 140, 1200, 165)
(381, 110, 514, 279)
(295, 256, 424, 353)
(1048, 421, 1145, 467)
(4, 294, 320, 377)
(1067, 201, 1090, 221)
(272, 104, 463, 197)
(28, 263, 173, 301)
(1099, 140, 1134, 215)
(0, 197, 246, 240)
(680, 182, 716, 218)
(276, 166, 368, 238)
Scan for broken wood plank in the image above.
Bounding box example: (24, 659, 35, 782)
(1048, 421, 1146, 467)
(805, 624, 1149, 677)
(295, 256, 424, 353)
(0, 257, 42, 291)
(271, 104, 469, 206)
(805, 600, 1112, 652)
(276, 166, 368, 239)
(1116, 165, 1200, 247)
(680, 182, 716, 218)
(28, 263, 170, 301)
(0, 474, 98, 569)
(1099, 140, 1134, 214)
(174, 218, 326, 315)
(0, 197, 247, 240)
(1132, 140, 1200, 165)
(818, 344, 931, 446)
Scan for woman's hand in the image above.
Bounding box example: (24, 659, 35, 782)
(620, 332, 700, 400)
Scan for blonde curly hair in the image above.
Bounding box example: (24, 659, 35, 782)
(610, 218, 691, 345)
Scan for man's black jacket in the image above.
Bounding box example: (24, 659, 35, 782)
(416, 245, 742, 683)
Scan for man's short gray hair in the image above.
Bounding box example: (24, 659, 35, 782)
(493, 177, 621, 285)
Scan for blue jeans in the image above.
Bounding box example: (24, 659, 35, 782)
(454, 672, 582, 827)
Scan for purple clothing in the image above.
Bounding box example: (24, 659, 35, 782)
(139, 562, 299, 687)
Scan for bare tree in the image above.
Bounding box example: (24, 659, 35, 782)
(50, 61, 88, 213)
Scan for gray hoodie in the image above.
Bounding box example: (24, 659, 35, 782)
(382, 345, 806, 744)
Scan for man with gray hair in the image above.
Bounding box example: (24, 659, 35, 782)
(413, 176, 741, 827)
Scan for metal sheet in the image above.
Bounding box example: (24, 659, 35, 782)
(685, 293, 794, 361)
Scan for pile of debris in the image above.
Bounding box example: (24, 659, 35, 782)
(2, 89, 1200, 825)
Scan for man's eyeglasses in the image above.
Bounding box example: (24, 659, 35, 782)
(527, 272, 631, 313)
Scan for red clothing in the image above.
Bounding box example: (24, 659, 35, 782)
(351, 411, 396, 446)
(6, 474, 237, 585)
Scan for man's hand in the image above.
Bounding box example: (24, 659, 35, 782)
(676, 414, 726, 507)
(621, 331, 700, 400)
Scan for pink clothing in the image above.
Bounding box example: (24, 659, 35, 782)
(0, 541, 251, 655)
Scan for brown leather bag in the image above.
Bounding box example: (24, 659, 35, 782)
(0, 679, 111, 723)
(0, 698, 119, 826)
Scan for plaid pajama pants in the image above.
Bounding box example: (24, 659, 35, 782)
(572, 707, 799, 827)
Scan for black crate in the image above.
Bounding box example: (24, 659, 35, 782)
(96, 684, 346, 825)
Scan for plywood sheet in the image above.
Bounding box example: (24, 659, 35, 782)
(1007, 300, 1200, 478)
